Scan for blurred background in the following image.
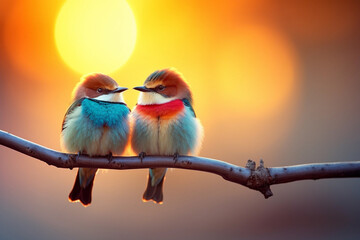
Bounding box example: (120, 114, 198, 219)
(1, 0, 360, 239)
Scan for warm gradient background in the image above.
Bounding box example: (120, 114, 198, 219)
(1, 0, 360, 239)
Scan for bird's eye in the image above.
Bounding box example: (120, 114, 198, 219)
(97, 88, 103, 93)
(157, 85, 165, 91)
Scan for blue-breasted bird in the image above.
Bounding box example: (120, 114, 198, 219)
(131, 68, 204, 204)
(61, 73, 130, 206)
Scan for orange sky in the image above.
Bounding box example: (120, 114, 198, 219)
(1, 0, 360, 239)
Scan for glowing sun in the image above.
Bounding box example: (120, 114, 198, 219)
(55, 0, 137, 74)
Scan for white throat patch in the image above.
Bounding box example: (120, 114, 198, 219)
(94, 92, 125, 103)
(137, 92, 176, 105)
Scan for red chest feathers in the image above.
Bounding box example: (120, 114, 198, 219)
(135, 99, 185, 119)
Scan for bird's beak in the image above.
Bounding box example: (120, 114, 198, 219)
(133, 86, 153, 92)
(111, 87, 128, 93)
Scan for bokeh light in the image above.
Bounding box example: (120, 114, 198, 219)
(2, 1, 62, 82)
(1, 0, 360, 239)
(216, 24, 298, 117)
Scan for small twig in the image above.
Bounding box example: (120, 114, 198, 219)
(1, 130, 360, 198)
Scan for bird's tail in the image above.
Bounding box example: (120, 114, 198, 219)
(69, 168, 97, 206)
(143, 168, 167, 204)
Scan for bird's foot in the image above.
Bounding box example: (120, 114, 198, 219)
(139, 152, 146, 163)
(107, 152, 113, 163)
(68, 151, 82, 170)
(76, 151, 83, 161)
(173, 152, 179, 163)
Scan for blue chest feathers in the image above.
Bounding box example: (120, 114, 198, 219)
(81, 98, 130, 127)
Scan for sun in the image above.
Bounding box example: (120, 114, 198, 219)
(55, 0, 137, 74)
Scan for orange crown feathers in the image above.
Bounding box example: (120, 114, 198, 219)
(144, 68, 193, 103)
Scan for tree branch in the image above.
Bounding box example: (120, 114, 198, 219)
(1, 130, 360, 198)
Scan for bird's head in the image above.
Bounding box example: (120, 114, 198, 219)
(72, 73, 127, 102)
(134, 68, 192, 105)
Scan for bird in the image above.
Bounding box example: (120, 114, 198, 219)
(131, 68, 204, 204)
(60, 73, 130, 206)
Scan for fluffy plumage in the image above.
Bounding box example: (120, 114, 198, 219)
(61, 73, 130, 206)
(61, 99, 130, 156)
(132, 68, 203, 203)
(132, 99, 202, 155)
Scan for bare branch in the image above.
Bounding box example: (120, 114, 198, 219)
(1, 130, 360, 198)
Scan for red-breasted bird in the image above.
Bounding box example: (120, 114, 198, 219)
(131, 68, 204, 203)
(61, 73, 130, 206)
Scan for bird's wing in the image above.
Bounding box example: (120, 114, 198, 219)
(182, 98, 196, 118)
(61, 97, 86, 131)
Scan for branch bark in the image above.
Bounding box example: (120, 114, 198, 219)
(1, 130, 360, 198)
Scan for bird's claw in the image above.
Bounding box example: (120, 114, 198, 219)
(173, 152, 179, 163)
(107, 152, 113, 163)
(139, 152, 146, 163)
(69, 151, 82, 170)
(76, 151, 82, 161)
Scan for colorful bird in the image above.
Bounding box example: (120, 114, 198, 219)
(61, 73, 130, 206)
(131, 68, 204, 204)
